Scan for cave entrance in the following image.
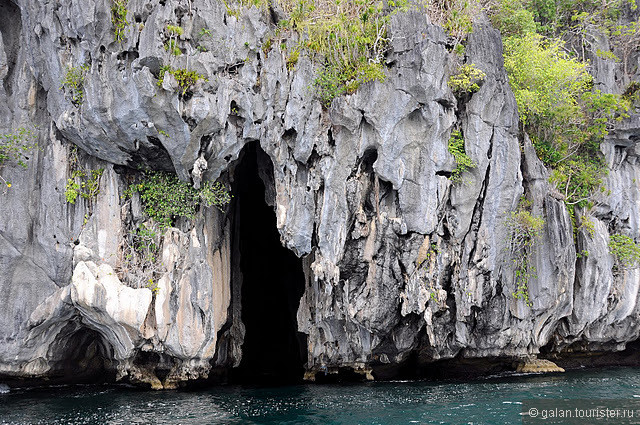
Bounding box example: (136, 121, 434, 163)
(48, 323, 116, 384)
(232, 142, 307, 384)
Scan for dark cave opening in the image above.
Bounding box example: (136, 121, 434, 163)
(48, 323, 116, 384)
(231, 142, 307, 384)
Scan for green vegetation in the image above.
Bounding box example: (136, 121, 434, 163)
(61, 65, 90, 106)
(166, 25, 184, 36)
(611, 20, 640, 75)
(609, 234, 640, 269)
(0, 128, 37, 169)
(448, 129, 475, 183)
(505, 198, 545, 305)
(197, 27, 212, 52)
(503, 32, 627, 212)
(124, 170, 231, 229)
(225, 0, 482, 105)
(65, 168, 104, 204)
(254, 0, 409, 106)
(436, 0, 475, 49)
(111, 0, 129, 43)
(157, 66, 207, 95)
(165, 39, 182, 56)
(165, 25, 184, 56)
(156, 24, 207, 95)
(448, 63, 486, 96)
(0, 127, 38, 190)
(503, 33, 590, 129)
(489, 0, 632, 222)
(488, 0, 536, 37)
(119, 171, 231, 289)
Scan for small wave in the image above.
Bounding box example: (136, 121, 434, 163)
(0, 384, 10, 394)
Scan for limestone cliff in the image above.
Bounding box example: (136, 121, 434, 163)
(0, 0, 639, 388)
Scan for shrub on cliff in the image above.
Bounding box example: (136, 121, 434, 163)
(447, 129, 475, 183)
(0, 127, 38, 190)
(609, 234, 640, 269)
(61, 64, 90, 106)
(503, 32, 629, 210)
(111, 0, 129, 43)
(125, 170, 231, 229)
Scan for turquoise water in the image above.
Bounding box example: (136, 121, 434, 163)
(2, 367, 640, 424)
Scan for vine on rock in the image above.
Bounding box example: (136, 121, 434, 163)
(111, 0, 129, 43)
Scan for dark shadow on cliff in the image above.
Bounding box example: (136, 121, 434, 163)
(230, 141, 307, 385)
(0, 0, 21, 97)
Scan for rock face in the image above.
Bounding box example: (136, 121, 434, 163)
(0, 0, 639, 387)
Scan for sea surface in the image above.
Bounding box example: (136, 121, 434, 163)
(2, 367, 640, 424)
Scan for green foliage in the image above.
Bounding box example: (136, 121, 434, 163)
(526, 0, 636, 37)
(609, 234, 640, 269)
(65, 168, 104, 204)
(505, 198, 545, 305)
(164, 39, 182, 56)
(164, 25, 184, 57)
(0, 127, 38, 190)
(504, 32, 629, 213)
(286, 48, 300, 70)
(225, 0, 420, 105)
(611, 19, 640, 75)
(0, 128, 37, 169)
(125, 171, 231, 229)
(133, 224, 158, 263)
(503, 33, 591, 129)
(441, 0, 474, 39)
(172, 68, 207, 94)
(61, 65, 90, 106)
(146, 278, 160, 294)
(157, 66, 207, 95)
(313, 60, 386, 107)
(549, 157, 606, 208)
(448, 63, 486, 96)
(111, 0, 129, 43)
(488, 0, 536, 36)
(448, 129, 475, 183)
(262, 36, 274, 56)
(271, 0, 408, 106)
(199, 180, 233, 208)
(578, 214, 595, 238)
(581, 90, 630, 139)
(157, 65, 172, 86)
(166, 25, 184, 36)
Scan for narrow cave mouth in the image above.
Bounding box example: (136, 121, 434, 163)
(232, 142, 307, 384)
(48, 323, 117, 384)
